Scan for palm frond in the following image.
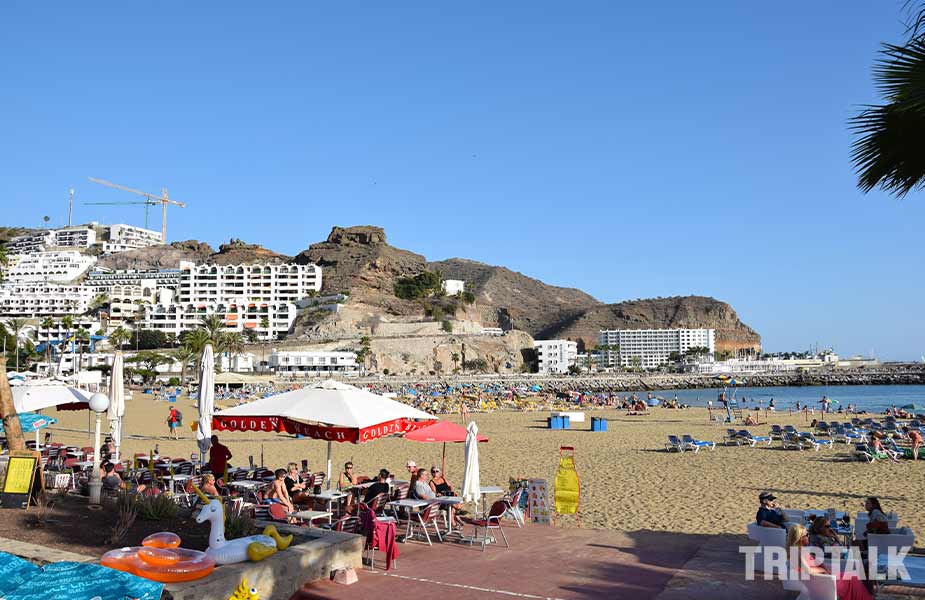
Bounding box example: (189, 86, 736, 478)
(851, 103, 925, 196)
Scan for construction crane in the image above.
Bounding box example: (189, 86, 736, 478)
(87, 177, 187, 243)
(83, 198, 159, 230)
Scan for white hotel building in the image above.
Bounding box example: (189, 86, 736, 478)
(7, 223, 162, 255)
(268, 350, 360, 377)
(599, 328, 715, 369)
(5, 251, 97, 283)
(534, 340, 578, 374)
(140, 301, 298, 341)
(0, 283, 95, 318)
(176, 261, 322, 304)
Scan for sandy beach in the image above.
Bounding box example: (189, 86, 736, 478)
(46, 393, 925, 540)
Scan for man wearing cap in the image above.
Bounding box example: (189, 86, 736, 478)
(757, 492, 786, 528)
(406, 460, 417, 475)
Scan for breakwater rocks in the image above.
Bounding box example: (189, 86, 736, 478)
(353, 369, 925, 393)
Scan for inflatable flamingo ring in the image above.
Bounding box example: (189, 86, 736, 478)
(101, 532, 215, 583)
(192, 485, 292, 564)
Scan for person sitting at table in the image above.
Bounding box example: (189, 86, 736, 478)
(266, 468, 295, 516)
(756, 491, 786, 529)
(101, 462, 124, 492)
(429, 466, 455, 496)
(285, 462, 312, 506)
(787, 524, 872, 600)
(362, 469, 391, 505)
(409, 468, 436, 501)
(808, 516, 840, 548)
(865, 497, 890, 535)
(201, 473, 221, 497)
(338, 462, 361, 512)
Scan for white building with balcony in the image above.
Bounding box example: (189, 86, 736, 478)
(5, 251, 97, 283)
(598, 328, 715, 369)
(140, 301, 297, 341)
(534, 339, 578, 374)
(101, 224, 163, 254)
(86, 268, 181, 291)
(177, 261, 322, 304)
(268, 350, 359, 376)
(0, 283, 95, 318)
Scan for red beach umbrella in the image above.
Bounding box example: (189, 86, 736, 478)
(404, 420, 488, 474)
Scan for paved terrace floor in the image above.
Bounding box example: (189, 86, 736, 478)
(293, 524, 791, 600)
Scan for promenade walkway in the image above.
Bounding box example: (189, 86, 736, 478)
(293, 524, 788, 600)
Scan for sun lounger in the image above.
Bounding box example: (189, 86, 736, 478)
(769, 425, 784, 440)
(799, 433, 834, 451)
(736, 430, 772, 447)
(723, 429, 741, 446)
(781, 432, 807, 450)
(681, 435, 715, 452)
(665, 435, 686, 452)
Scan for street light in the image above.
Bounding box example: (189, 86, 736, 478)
(87, 392, 110, 506)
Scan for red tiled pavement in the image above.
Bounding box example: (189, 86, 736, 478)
(291, 524, 788, 600)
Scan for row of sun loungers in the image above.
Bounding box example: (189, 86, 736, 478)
(665, 435, 716, 453)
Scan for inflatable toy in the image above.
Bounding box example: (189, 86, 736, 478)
(192, 485, 292, 565)
(101, 532, 215, 583)
(228, 578, 260, 600)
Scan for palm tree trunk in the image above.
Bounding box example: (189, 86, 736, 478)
(0, 358, 25, 451)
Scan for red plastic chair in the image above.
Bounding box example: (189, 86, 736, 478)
(461, 500, 510, 551)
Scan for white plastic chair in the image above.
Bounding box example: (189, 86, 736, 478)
(867, 529, 915, 564)
(745, 522, 786, 573)
(803, 571, 837, 600)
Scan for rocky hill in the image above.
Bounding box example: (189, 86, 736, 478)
(543, 295, 761, 354)
(0, 227, 38, 246)
(292, 226, 428, 315)
(428, 258, 601, 337)
(97, 239, 289, 270)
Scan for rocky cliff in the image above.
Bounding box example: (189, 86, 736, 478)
(428, 258, 601, 337)
(544, 295, 761, 354)
(97, 239, 289, 270)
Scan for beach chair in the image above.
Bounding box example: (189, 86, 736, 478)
(681, 435, 715, 452)
(407, 501, 443, 546)
(781, 432, 806, 450)
(769, 425, 784, 440)
(814, 421, 830, 436)
(665, 435, 686, 452)
(736, 430, 772, 447)
(722, 429, 741, 446)
(853, 443, 888, 462)
(502, 486, 526, 527)
(799, 433, 834, 451)
(461, 500, 509, 552)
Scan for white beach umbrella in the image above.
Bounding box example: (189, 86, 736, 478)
(213, 379, 435, 485)
(196, 343, 215, 458)
(461, 420, 482, 504)
(107, 351, 125, 461)
(12, 382, 92, 413)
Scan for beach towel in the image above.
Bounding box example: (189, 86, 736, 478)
(554, 447, 580, 516)
(0, 552, 163, 600)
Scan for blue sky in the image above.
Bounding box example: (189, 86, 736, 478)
(1, 2, 923, 360)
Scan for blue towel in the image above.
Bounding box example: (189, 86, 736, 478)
(0, 553, 163, 600)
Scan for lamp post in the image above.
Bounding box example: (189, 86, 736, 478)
(88, 392, 110, 506)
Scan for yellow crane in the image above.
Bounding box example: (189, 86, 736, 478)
(88, 177, 186, 243)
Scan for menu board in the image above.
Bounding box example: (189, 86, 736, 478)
(1, 453, 41, 509)
(527, 478, 551, 525)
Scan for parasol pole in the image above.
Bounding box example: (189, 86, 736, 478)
(326, 440, 332, 490)
(442, 442, 446, 475)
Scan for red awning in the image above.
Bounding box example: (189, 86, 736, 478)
(212, 415, 435, 444)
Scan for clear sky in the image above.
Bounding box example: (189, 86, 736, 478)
(1, 2, 923, 360)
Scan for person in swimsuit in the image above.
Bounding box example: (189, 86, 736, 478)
(267, 468, 295, 515)
(428, 467, 455, 496)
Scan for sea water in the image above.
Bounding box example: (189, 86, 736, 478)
(647, 384, 925, 414)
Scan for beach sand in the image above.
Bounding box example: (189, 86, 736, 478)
(46, 394, 925, 539)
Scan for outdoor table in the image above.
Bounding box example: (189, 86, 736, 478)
(73, 461, 94, 471)
(386, 499, 429, 540)
(162, 474, 191, 494)
(227, 479, 265, 502)
(310, 490, 347, 519)
(479, 485, 505, 516)
(291, 510, 333, 527)
(878, 554, 925, 589)
(434, 496, 464, 534)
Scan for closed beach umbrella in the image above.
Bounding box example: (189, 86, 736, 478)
(197, 343, 215, 458)
(107, 351, 126, 461)
(461, 421, 482, 504)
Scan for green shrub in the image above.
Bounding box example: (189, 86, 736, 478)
(138, 492, 179, 521)
(224, 502, 256, 540)
(394, 271, 443, 300)
(167, 377, 180, 386)
(441, 320, 453, 333)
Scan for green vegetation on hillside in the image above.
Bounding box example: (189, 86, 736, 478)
(393, 270, 443, 299)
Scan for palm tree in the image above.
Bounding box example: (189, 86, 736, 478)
(0, 246, 8, 283)
(259, 316, 271, 340)
(40, 317, 55, 375)
(181, 328, 211, 356)
(200, 314, 226, 343)
(852, 4, 925, 197)
(451, 352, 460, 372)
(224, 332, 245, 372)
(6, 318, 27, 371)
(75, 329, 90, 372)
(108, 326, 130, 351)
(172, 345, 197, 383)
